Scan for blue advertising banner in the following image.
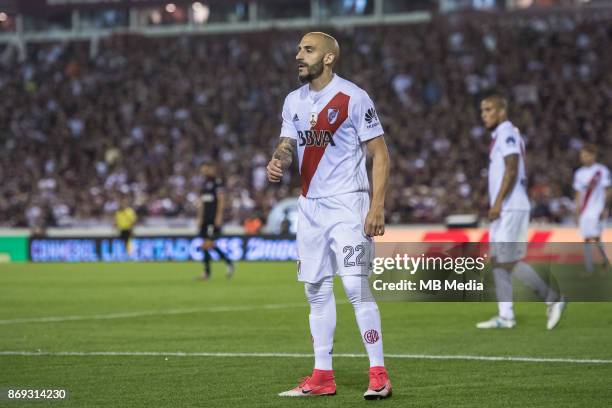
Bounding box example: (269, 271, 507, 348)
(29, 235, 297, 262)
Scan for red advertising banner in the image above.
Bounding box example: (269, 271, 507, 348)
(377, 227, 612, 243)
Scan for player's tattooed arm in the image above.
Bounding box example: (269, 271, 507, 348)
(273, 137, 297, 168)
(267, 137, 296, 183)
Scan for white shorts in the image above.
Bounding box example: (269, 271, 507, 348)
(489, 210, 529, 263)
(296, 191, 373, 283)
(579, 213, 604, 239)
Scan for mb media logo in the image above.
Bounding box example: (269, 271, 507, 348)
(365, 107, 378, 124)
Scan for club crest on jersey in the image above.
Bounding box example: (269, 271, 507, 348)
(298, 130, 336, 147)
(327, 108, 339, 125)
(309, 112, 318, 127)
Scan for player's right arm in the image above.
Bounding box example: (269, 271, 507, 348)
(268, 95, 298, 183)
(267, 138, 297, 182)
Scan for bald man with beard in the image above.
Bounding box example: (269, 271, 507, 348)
(268, 32, 392, 399)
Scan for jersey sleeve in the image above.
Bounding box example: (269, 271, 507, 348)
(350, 89, 384, 142)
(279, 94, 298, 140)
(497, 127, 521, 157)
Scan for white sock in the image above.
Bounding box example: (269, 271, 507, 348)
(493, 267, 514, 320)
(305, 277, 336, 371)
(341, 275, 384, 367)
(513, 262, 559, 304)
(584, 243, 594, 273)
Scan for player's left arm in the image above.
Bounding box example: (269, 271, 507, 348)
(364, 136, 390, 237)
(490, 154, 518, 221)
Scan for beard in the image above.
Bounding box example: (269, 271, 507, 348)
(298, 58, 325, 84)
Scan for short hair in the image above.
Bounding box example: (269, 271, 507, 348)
(304, 32, 340, 65)
(482, 94, 508, 111)
(581, 143, 597, 155)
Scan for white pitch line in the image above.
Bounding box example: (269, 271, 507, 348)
(0, 351, 610, 364)
(0, 302, 313, 325)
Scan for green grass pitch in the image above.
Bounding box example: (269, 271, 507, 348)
(1, 262, 611, 407)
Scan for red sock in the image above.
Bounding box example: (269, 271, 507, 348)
(311, 369, 334, 384)
(369, 366, 388, 376)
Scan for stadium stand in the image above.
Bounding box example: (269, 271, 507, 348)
(1, 10, 610, 228)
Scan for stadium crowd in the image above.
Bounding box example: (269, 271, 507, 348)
(1, 10, 610, 228)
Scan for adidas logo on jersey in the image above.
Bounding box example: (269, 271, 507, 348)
(298, 130, 336, 147)
(293, 114, 299, 122)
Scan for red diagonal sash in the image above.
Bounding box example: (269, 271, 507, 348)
(300, 92, 350, 196)
(581, 170, 602, 213)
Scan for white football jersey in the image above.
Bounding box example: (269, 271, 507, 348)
(279, 74, 384, 198)
(488, 121, 530, 211)
(573, 163, 610, 217)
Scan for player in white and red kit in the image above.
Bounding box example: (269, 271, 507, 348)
(267, 32, 392, 399)
(573, 144, 611, 274)
(476, 95, 566, 330)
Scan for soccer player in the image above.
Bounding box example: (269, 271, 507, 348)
(114, 196, 137, 257)
(573, 144, 611, 274)
(476, 95, 566, 330)
(268, 32, 392, 399)
(196, 163, 234, 280)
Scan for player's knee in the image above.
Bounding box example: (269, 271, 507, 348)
(499, 262, 517, 271)
(341, 275, 375, 308)
(304, 278, 334, 306)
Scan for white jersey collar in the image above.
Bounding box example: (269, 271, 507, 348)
(491, 120, 511, 139)
(308, 74, 339, 101)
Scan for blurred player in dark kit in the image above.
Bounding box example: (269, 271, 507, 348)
(196, 163, 234, 280)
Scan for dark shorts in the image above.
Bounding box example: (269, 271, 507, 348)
(199, 224, 220, 240)
(119, 229, 132, 242)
